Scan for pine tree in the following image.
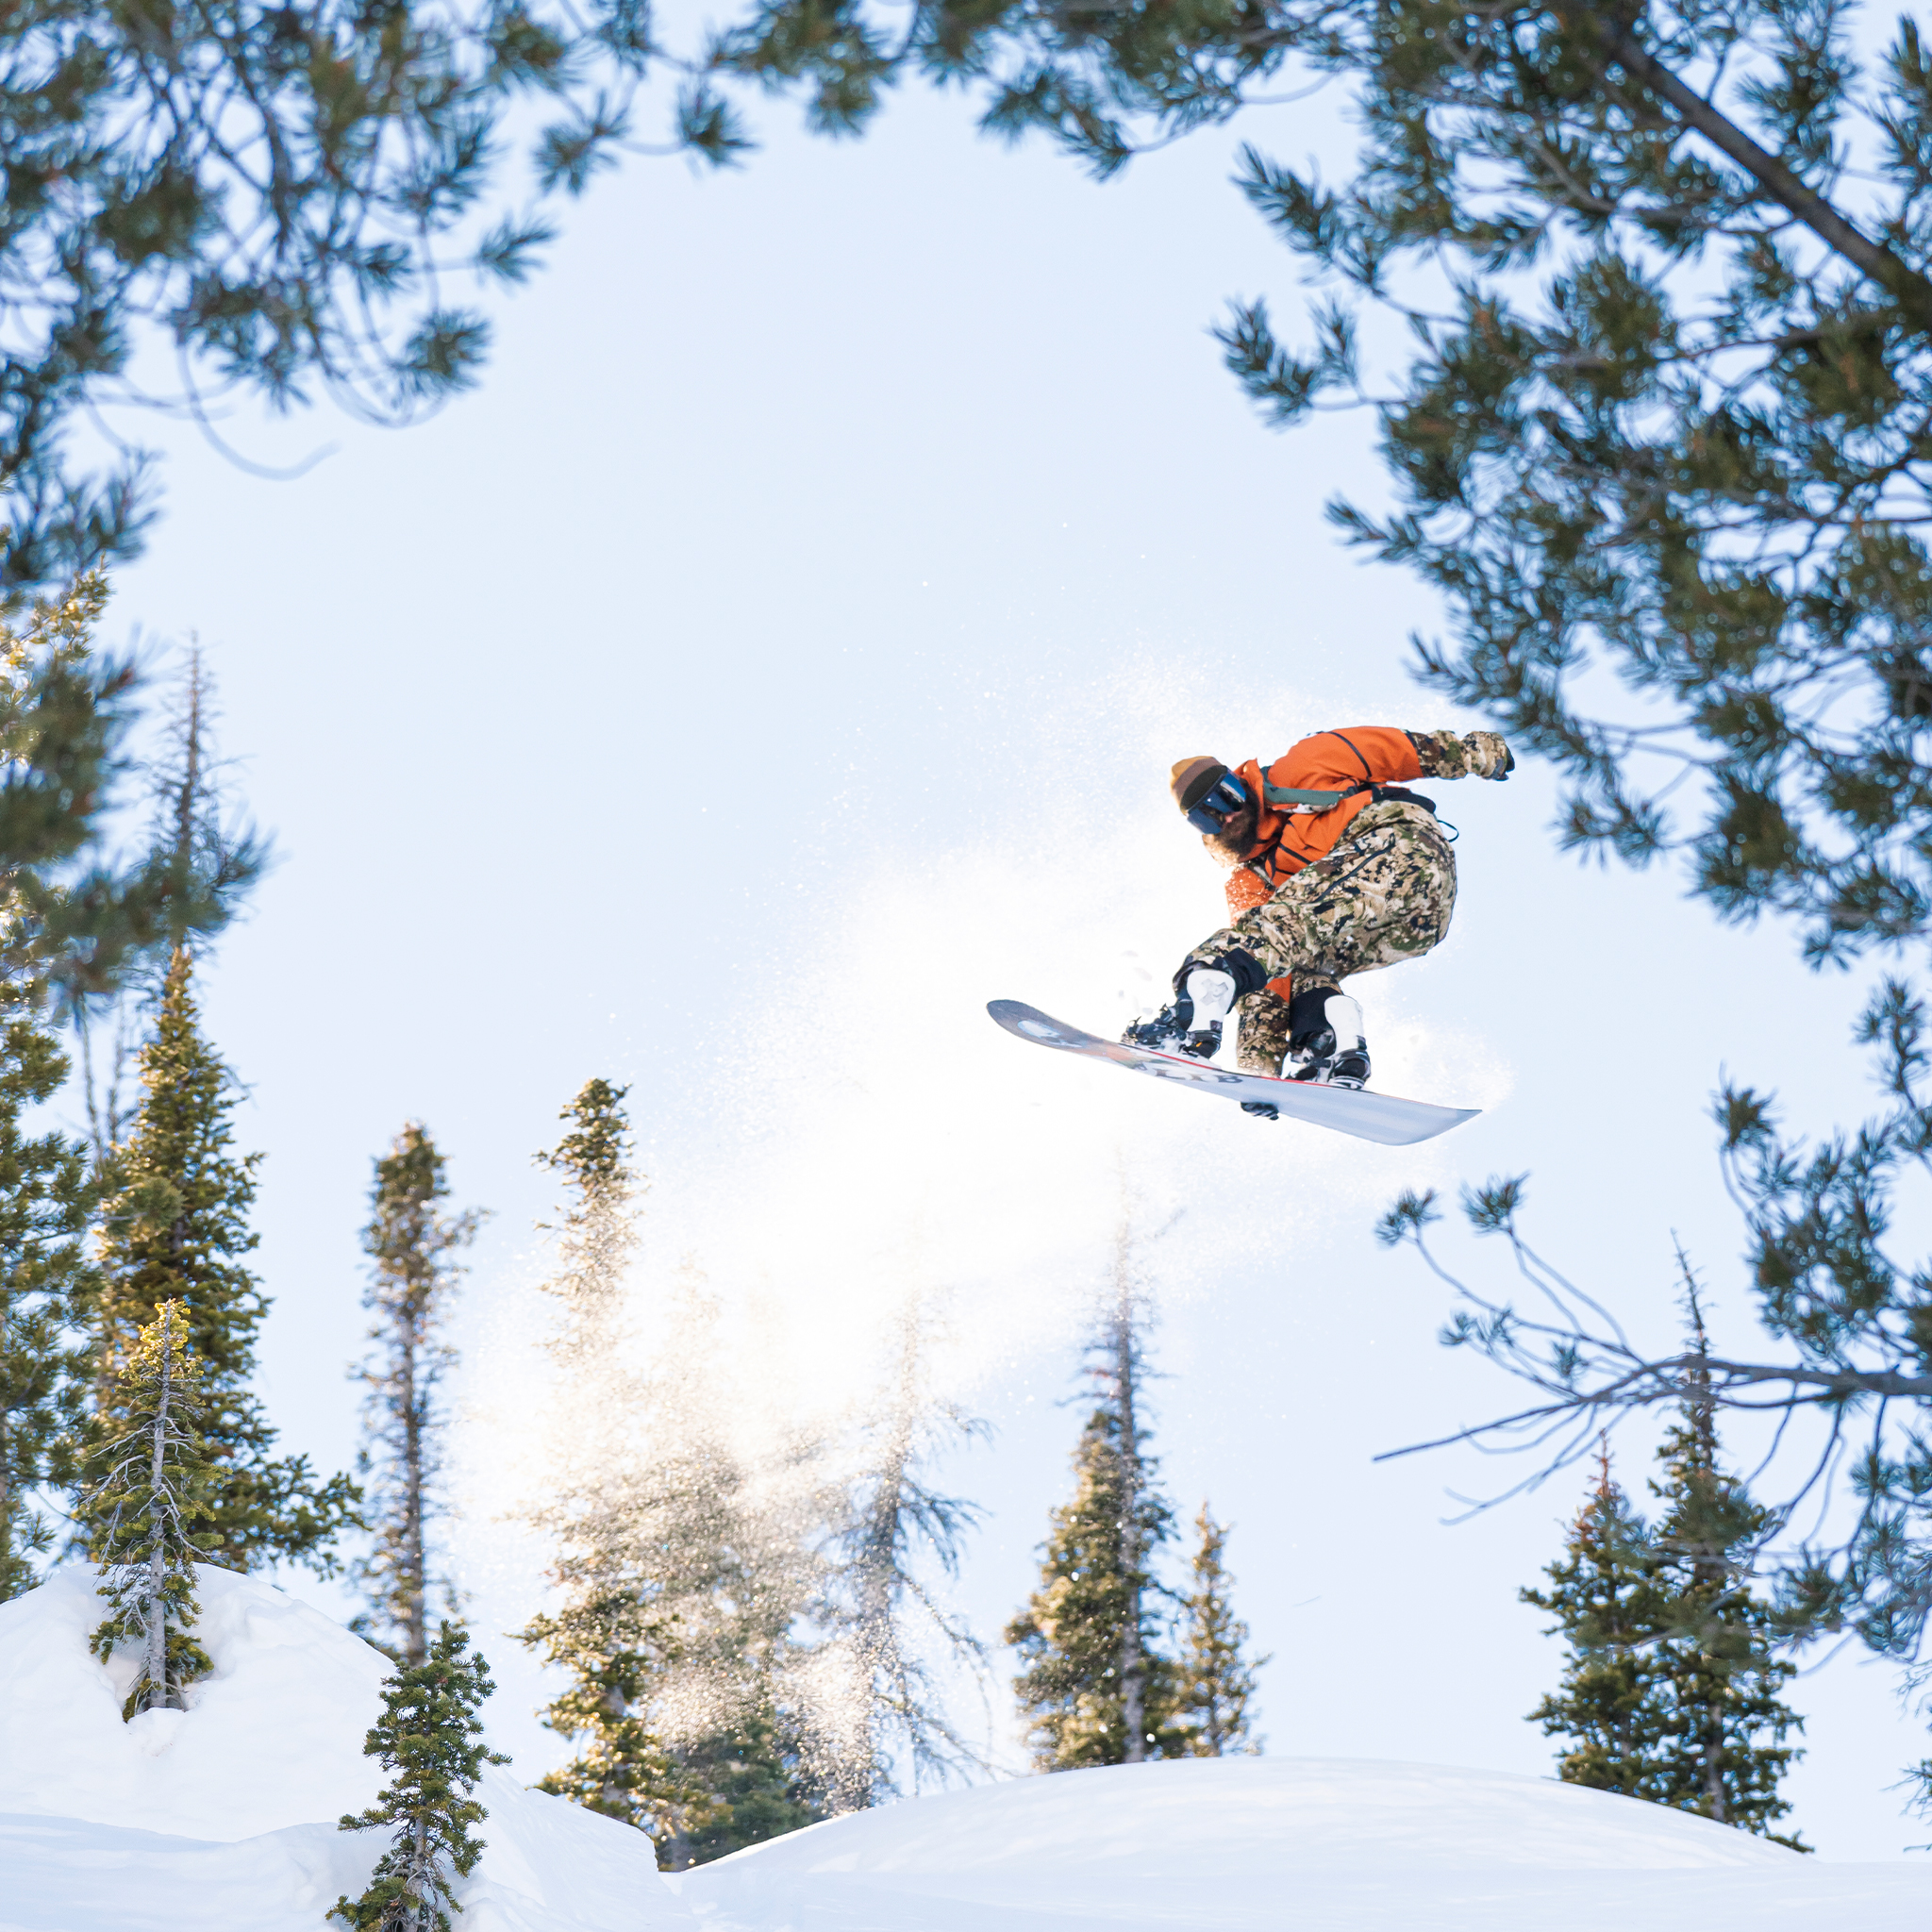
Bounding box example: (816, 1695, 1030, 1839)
(333, 1622, 509, 1932)
(353, 1124, 482, 1667)
(0, 574, 242, 1003)
(1522, 1443, 1673, 1800)
(1524, 1326, 1808, 1850)
(92, 946, 356, 1571)
(0, 981, 96, 1598)
(519, 1092, 828, 1872)
(631, 1271, 826, 1867)
(518, 1079, 669, 1831)
(813, 1286, 989, 1807)
(558, 1264, 824, 1868)
(76, 644, 267, 1173)
(77, 1300, 214, 1716)
(1643, 1303, 1808, 1849)
(1173, 1506, 1265, 1757)
(1008, 1221, 1186, 1771)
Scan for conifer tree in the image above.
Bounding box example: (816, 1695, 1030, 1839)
(92, 947, 356, 1571)
(78, 1300, 214, 1716)
(1008, 1223, 1186, 1771)
(0, 575, 243, 1005)
(1522, 1444, 1673, 1800)
(1642, 1313, 1807, 1848)
(813, 1286, 989, 1807)
(76, 645, 267, 1172)
(1524, 1331, 1808, 1850)
(518, 1080, 832, 1868)
(0, 982, 96, 1597)
(333, 1622, 509, 1932)
(518, 1079, 668, 1830)
(532, 1258, 824, 1867)
(1174, 1507, 1265, 1757)
(628, 1272, 826, 1866)
(353, 1124, 482, 1667)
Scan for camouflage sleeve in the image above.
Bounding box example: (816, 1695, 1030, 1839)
(1405, 729, 1512, 780)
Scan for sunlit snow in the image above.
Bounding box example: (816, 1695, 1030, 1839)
(4, 1564, 1928, 1930)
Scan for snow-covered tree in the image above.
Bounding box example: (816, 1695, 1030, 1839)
(93, 947, 356, 1571)
(333, 1621, 508, 1932)
(78, 1299, 213, 1716)
(353, 1124, 481, 1666)
(810, 1286, 988, 1808)
(0, 982, 95, 1598)
(1173, 1506, 1265, 1757)
(1008, 1221, 1186, 1771)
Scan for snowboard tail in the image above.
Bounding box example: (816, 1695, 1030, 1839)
(988, 1001, 1477, 1147)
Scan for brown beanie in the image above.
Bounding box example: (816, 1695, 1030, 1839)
(1170, 757, 1229, 815)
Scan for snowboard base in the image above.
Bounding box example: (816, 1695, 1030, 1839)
(989, 1001, 1477, 1147)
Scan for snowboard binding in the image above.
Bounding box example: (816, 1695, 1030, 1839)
(1286, 988, 1371, 1091)
(1123, 1004, 1222, 1060)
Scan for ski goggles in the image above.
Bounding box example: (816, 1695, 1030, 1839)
(1182, 771, 1252, 836)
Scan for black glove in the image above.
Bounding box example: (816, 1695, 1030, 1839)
(1494, 744, 1515, 780)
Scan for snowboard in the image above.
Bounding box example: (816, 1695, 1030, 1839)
(988, 1000, 1478, 1147)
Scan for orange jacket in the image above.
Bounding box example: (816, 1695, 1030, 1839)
(1222, 726, 1427, 918)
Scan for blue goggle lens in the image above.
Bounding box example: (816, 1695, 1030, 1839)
(1183, 774, 1250, 836)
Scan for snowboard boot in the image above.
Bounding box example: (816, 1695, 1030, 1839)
(1286, 986, 1371, 1091)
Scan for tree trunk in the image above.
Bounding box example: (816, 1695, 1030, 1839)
(145, 1316, 173, 1711)
(399, 1301, 425, 1667)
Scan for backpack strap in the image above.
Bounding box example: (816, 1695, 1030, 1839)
(1262, 781, 1355, 810)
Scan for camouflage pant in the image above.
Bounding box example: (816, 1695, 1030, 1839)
(1184, 802, 1458, 1074)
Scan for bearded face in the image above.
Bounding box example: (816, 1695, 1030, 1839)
(1202, 800, 1259, 866)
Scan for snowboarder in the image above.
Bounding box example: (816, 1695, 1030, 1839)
(1128, 727, 1514, 1112)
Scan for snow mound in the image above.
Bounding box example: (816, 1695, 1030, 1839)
(703, 1757, 1795, 1873)
(0, 1565, 686, 1931)
(678, 1757, 1932, 1931)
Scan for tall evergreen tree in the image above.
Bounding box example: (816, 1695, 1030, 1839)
(1008, 1224, 1186, 1771)
(333, 1622, 509, 1932)
(0, 981, 96, 1598)
(519, 1094, 834, 1866)
(1523, 1443, 1674, 1800)
(1173, 1507, 1265, 1757)
(77, 1299, 214, 1716)
(92, 946, 355, 1571)
(813, 1286, 989, 1807)
(77, 644, 267, 1173)
(532, 1257, 825, 1868)
(1524, 1345, 1808, 1849)
(353, 1124, 482, 1667)
(518, 1080, 669, 1832)
(627, 1271, 826, 1867)
(0, 574, 241, 1005)
(1642, 1309, 1807, 1847)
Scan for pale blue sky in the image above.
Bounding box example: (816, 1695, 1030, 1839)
(89, 77, 1927, 1857)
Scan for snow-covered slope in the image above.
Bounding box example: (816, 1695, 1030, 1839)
(0, 1565, 686, 1932)
(676, 1757, 1932, 1931)
(4, 1567, 1928, 1931)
